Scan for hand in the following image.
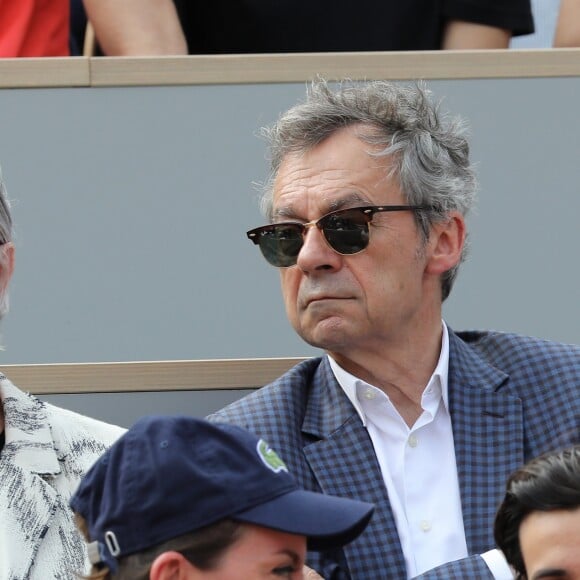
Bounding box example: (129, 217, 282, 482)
(303, 565, 324, 579)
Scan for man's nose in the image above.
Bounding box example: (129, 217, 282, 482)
(295, 224, 342, 272)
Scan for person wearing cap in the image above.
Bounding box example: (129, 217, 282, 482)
(494, 445, 580, 580)
(0, 168, 125, 579)
(70, 415, 374, 579)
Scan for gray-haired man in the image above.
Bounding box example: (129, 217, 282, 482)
(210, 80, 580, 579)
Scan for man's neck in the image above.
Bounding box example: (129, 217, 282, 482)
(328, 322, 444, 426)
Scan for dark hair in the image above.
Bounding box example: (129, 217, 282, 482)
(494, 446, 580, 579)
(75, 514, 243, 579)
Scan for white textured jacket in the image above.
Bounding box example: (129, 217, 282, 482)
(0, 376, 125, 579)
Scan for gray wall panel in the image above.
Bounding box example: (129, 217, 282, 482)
(39, 390, 255, 428)
(0, 78, 577, 385)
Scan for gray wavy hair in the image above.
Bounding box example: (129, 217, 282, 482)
(259, 79, 477, 301)
(0, 170, 13, 318)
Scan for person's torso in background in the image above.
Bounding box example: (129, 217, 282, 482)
(0, 0, 69, 57)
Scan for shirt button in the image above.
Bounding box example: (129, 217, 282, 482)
(408, 435, 418, 448)
(363, 389, 376, 400)
(420, 520, 432, 532)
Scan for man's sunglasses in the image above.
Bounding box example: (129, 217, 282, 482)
(246, 205, 431, 267)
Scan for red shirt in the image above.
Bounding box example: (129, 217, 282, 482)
(0, 0, 69, 57)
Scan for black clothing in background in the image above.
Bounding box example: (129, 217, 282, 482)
(173, 0, 534, 54)
(69, 0, 87, 55)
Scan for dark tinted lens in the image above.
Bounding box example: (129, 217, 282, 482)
(320, 209, 370, 254)
(257, 224, 304, 267)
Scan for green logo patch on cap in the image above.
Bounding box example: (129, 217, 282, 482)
(257, 439, 288, 473)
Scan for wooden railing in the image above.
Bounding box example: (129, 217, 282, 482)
(1, 49, 580, 89)
(0, 358, 307, 395)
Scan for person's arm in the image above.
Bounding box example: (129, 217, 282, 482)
(412, 551, 514, 580)
(554, 0, 580, 47)
(82, 0, 187, 55)
(442, 20, 511, 49)
(412, 554, 496, 579)
(302, 566, 323, 579)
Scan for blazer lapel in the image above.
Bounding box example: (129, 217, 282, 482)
(301, 358, 408, 579)
(0, 461, 59, 579)
(0, 378, 62, 579)
(447, 332, 524, 554)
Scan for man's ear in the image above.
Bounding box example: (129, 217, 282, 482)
(425, 212, 466, 276)
(149, 551, 197, 580)
(0, 243, 15, 290)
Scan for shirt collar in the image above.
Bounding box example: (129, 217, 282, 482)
(328, 321, 450, 427)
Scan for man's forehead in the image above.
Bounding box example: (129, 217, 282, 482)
(274, 136, 392, 187)
(271, 165, 398, 221)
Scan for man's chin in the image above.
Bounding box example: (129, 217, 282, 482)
(298, 317, 352, 351)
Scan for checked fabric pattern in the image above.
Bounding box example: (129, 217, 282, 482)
(209, 329, 579, 579)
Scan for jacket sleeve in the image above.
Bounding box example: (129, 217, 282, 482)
(412, 555, 495, 579)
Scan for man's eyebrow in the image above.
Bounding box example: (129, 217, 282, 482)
(327, 192, 370, 211)
(273, 192, 370, 220)
(532, 568, 568, 579)
(282, 549, 301, 563)
(272, 207, 301, 220)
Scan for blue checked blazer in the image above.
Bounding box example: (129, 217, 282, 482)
(209, 329, 579, 579)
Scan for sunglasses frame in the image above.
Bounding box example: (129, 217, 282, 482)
(247, 204, 432, 267)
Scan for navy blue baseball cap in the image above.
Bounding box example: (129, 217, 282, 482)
(70, 415, 374, 572)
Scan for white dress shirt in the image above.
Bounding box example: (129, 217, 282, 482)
(328, 323, 513, 579)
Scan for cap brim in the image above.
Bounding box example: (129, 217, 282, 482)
(232, 490, 374, 550)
